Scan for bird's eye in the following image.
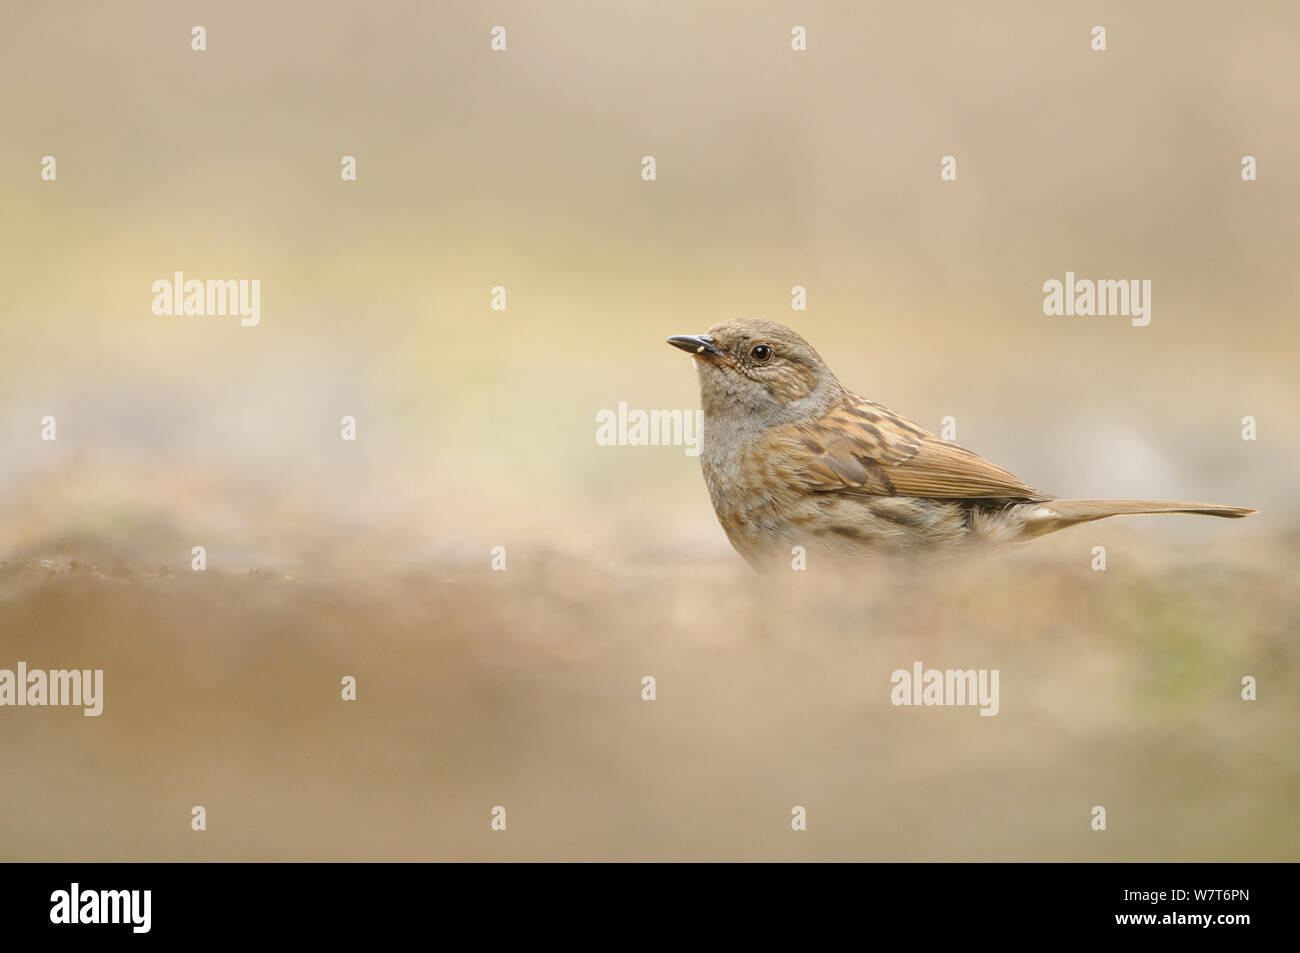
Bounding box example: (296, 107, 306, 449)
(750, 344, 773, 364)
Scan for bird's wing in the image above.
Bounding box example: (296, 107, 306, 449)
(769, 396, 1047, 501)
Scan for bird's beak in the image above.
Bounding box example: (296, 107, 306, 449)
(667, 334, 720, 356)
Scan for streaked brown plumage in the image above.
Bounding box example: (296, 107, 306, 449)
(668, 318, 1254, 570)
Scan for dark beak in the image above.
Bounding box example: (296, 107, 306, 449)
(667, 334, 720, 356)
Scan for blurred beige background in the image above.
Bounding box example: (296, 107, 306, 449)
(0, 2, 1296, 860)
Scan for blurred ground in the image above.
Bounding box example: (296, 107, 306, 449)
(0, 511, 1295, 861)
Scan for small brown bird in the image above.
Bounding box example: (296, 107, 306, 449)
(669, 318, 1254, 569)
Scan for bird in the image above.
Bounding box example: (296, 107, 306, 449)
(667, 318, 1255, 570)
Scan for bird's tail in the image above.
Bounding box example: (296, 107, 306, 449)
(1017, 499, 1256, 539)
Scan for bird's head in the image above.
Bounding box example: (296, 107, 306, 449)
(668, 318, 844, 426)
